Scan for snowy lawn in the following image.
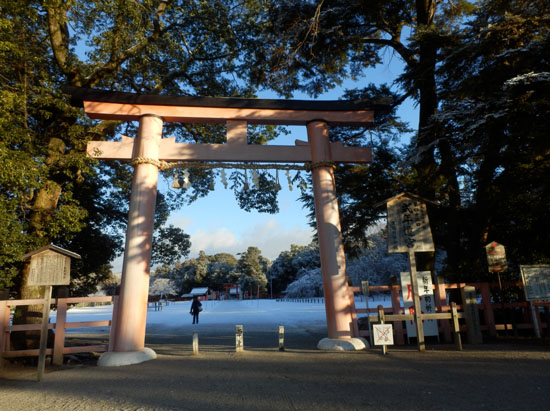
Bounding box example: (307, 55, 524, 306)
(51, 296, 394, 334)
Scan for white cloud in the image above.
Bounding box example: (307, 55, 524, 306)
(188, 219, 313, 261)
(189, 227, 238, 256)
(167, 216, 193, 230)
(111, 219, 314, 272)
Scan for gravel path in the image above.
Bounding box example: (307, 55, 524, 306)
(1, 326, 549, 411)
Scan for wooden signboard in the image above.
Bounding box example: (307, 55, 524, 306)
(380, 193, 436, 352)
(485, 242, 507, 273)
(520, 265, 550, 339)
(520, 265, 550, 301)
(22, 245, 80, 286)
(387, 194, 434, 253)
(21, 245, 80, 381)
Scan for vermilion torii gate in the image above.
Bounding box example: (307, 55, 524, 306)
(70, 88, 386, 365)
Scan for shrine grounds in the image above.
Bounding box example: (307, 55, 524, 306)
(1, 300, 549, 410)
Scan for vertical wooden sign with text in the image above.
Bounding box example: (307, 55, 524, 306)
(385, 193, 435, 352)
(387, 195, 435, 254)
(21, 245, 80, 381)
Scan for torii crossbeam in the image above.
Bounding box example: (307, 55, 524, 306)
(69, 87, 387, 365)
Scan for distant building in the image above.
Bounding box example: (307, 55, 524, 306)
(182, 287, 209, 301)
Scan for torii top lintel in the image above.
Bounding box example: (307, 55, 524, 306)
(69, 87, 389, 163)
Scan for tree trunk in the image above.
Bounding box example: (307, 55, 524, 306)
(13, 137, 66, 350)
(413, 0, 439, 273)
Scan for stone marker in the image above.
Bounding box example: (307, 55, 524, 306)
(236, 325, 244, 352)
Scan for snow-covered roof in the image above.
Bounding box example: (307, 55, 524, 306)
(190, 287, 208, 295)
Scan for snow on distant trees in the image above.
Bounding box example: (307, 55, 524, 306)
(149, 278, 178, 297)
(281, 232, 409, 298)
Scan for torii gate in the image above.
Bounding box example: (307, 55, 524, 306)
(69, 88, 387, 365)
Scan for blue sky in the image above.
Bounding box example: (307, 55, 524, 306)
(111, 53, 418, 271)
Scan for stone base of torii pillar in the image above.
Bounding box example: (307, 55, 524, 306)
(318, 337, 369, 351)
(98, 348, 157, 367)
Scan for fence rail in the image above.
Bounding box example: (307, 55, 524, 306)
(0, 296, 116, 366)
(349, 281, 550, 344)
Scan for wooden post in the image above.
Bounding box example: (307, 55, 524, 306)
(479, 282, 496, 337)
(460, 286, 483, 344)
(529, 300, 541, 338)
(408, 251, 426, 352)
(451, 302, 462, 351)
(37, 286, 52, 381)
(278, 326, 284, 351)
(192, 331, 199, 355)
(52, 297, 68, 366)
(377, 305, 387, 355)
(545, 307, 550, 337)
(235, 325, 244, 352)
(434, 277, 452, 342)
(390, 285, 404, 345)
(0, 300, 8, 367)
(108, 296, 119, 352)
(348, 286, 360, 337)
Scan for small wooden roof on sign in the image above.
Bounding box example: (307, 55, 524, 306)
(374, 192, 438, 208)
(21, 244, 81, 261)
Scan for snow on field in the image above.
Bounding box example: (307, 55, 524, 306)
(52, 296, 394, 334)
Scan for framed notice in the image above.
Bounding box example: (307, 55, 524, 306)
(400, 271, 438, 338)
(387, 196, 434, 253)
(520, 265, 550, 301)
(373, 324, 394, 346)
(22, 245, 80, 286)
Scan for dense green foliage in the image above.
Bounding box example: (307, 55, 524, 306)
(0, 1, 276, 294)
(263, 0, 550, 280)
(152, 248, 271, 296)
(234, 246, 270, 294)
(1, 0, 548, 298)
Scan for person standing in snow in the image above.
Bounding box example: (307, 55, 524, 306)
(190, 295, 202, 324)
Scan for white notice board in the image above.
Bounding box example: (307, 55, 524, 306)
(520, 265, 550, 300)
(373, 324, 394, 346)
(28, 252, 71, 286)
(400, 271, 438, 338)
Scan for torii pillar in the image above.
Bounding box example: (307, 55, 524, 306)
(70, 87, 386, 365)
(307, 121, 359, 347)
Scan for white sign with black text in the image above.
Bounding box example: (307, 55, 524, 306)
(400, 271, 438, 338)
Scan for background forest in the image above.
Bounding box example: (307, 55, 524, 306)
(1, 0, 549, 300)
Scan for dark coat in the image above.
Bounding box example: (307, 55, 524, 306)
(190, 298, 202, 315)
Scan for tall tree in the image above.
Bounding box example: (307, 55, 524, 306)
(0, 1, 283, 291)
(0, 0, 280, 349)
(434, 0, 550, 279)
(248, 0, 476, 273)
(235, 246, 270, 295)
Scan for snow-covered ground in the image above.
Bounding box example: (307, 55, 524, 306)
(52, 296, 393, 334)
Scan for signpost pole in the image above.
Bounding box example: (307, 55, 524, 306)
(497, 272, 509, 336)
(408, 251, 425, 352)
(377, 305, 387, 355)
(37, 285, 52, 382)
(362, 281, 373, 347)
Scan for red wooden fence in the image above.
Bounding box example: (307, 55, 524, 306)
(350, 281, 550, 344)
(0, 296, 117, 366)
